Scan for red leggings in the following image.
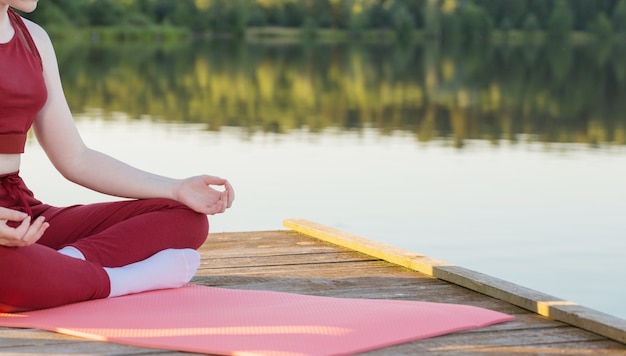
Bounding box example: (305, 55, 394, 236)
(0, 172, 209, 312)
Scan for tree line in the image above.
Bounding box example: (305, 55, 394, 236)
(21, 0, 626, 41)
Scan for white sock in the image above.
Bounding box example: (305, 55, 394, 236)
(104, 249, 200, 298)
(57, 246, 86, 260)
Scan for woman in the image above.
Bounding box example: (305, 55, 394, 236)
(0, 0, 234, 312)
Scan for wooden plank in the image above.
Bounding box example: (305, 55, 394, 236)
(283, 219, 453, 274)
(429, 342, 626, 355)
(196, 260, 422, 278)
(432, 341, 626, 355)
(436, 265, 626, 345)
(200, 251, 378, 269)
(358, 326, 614, 354)
(362, 334, 626, 355)
(0, 327, 177, 355)
(2, 228, 624, 355)
(0, 342, 178, 355)
(191, 275, 526, 315)
(284, 218, 626, 345)
(199, 230, 337, 258)
(0, 327, 82, 347)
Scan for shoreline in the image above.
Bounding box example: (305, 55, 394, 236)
(46, 25, 626, 45)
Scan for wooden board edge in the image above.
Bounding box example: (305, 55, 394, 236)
(282, 219, 454, 275)
(283, 218, 626, 345)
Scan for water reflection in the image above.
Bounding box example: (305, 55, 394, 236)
(55, 39, 626, 149)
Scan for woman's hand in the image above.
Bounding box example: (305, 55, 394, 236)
(174, 175, 235, 215)
(0, 207, 49, 247)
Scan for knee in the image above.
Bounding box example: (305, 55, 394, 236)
(192, 212, 210, 248)
(0, 248, 16, 293)
(179, 207, 209, 249)
(149, 198, 210, 249)
(0, 247, 32, 310)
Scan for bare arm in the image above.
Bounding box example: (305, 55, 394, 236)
(27, 21, 233, 214)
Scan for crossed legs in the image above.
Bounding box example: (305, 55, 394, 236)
(0, 198, 208, 312)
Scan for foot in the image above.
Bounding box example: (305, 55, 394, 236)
(104, 248, 200, 298)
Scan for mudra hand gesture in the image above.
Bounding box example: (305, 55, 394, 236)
(174, 175, 235, 216)
(0, 207, 49, 247)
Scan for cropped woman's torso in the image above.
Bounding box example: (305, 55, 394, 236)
(0, 9, 47, 174)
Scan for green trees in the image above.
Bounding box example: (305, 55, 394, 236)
(346, 1, 371, 36)
(206, 0, 250, 37)
(460, 3, 494, 42)
(588, 13, 614, 39)
(546, 0, 574, 39)
(16, 0, 626, 41)
(613, 0, 626, 33)
(423, 0, 441, 38)
(522, 13, 541, 33)
(86, 0, 123, 26)
(439, 1, 494, 42)
(392, 4, 417, 42)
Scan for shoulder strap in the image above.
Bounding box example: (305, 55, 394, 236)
(7, 8, 43, 69)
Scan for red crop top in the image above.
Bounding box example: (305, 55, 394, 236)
(0, 8, 48, 154)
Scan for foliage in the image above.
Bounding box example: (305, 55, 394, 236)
(301, 16, 319, 40)
(587, 12, 614, 39)
(16, 0, 626, 40)
(546, 0, 574, 39)
(613, 0, 626, 32)
(86, 0, 124, 27)
(56, 40, 626, 147)
(391, 4, 416, 43)
(521, 13, 541, 34)
(460, 3, 494, 42)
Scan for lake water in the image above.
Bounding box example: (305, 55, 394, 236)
(21, 39, 626, 320)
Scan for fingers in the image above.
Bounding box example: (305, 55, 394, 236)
(205, 189, 232, 215)
(184, 175, 234, 215)
(206, 177, 234, 212)
(0, 207, 29, 222)
(225, 181, 235, 208)
(21, 216, 50, 246)
(0, 216, 49, 247)
(217, 198, 227, 214)
(215, 182, 234, 213)
(202, 175, 227, 186)
(204, 200, 224, 216)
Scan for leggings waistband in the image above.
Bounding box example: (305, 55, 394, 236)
(1, 171, 34, 216)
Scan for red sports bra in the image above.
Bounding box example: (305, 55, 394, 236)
(0, 8, 48, 154)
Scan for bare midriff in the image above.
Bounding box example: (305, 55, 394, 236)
(0, 154, 21, 175)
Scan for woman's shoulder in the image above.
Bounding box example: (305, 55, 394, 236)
(20, 16, 54, 52)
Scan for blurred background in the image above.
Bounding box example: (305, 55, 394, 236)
(18, 0, 626, 320)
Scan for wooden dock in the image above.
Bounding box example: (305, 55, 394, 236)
(1, 219, 625, 355)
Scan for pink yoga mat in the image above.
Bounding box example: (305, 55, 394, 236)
(0, 284, 513, 355)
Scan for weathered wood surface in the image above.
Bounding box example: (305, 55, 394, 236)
(283, 219, 626, 343)
(285, 218, 626, 345)
(1, 229, 625, 355)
